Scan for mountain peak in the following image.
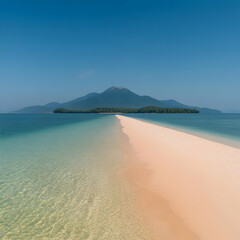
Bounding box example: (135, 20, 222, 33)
(103, 86, 132, 94)
(104, 86, 123, 91)
(111, 86, 123, 89)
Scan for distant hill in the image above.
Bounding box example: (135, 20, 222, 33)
(15, 102, 61, 114)
(14, 86, 221, 114)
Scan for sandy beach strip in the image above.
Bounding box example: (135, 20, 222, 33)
(116, 115, 240, 240)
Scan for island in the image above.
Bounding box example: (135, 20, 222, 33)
(53, 106, 200, 114)
(15, 87, 220, 114)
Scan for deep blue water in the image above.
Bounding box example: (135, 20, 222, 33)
(0, 113, 107, 138)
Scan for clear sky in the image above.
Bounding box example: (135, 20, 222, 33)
(0, 0, 239, 112)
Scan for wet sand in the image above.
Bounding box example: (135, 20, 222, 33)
(117, 115, 240, 240)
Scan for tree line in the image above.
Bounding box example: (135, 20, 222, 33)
(53, 106, 200, 114)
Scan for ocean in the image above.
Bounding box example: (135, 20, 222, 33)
(1, 113, 240, 239)
(0, 114, 150, 239)
(126, 113, 240, 148)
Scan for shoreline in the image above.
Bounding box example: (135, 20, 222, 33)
(127, 116, 240, 149)
(116, 115, 198, 240)
(116, 115, 240, 240)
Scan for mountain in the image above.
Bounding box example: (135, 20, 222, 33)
(15, 102, 61, 113)
(14, 87, 221, 114)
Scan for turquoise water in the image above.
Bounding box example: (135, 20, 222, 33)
(1, 113, 240, 239)
(0, 114, 150, 239)
(125, 113, 240, 148)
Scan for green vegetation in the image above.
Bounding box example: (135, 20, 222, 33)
(53, 106, 200, 114)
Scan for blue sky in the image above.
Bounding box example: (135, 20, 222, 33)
(0, 0, 239, 112)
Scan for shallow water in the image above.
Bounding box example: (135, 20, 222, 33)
(2, 113, 239, 239)
(125, 113, 240, 148)
(0, 114, 150, 239)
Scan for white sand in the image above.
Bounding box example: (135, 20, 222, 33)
(117, 115, 240, 240)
